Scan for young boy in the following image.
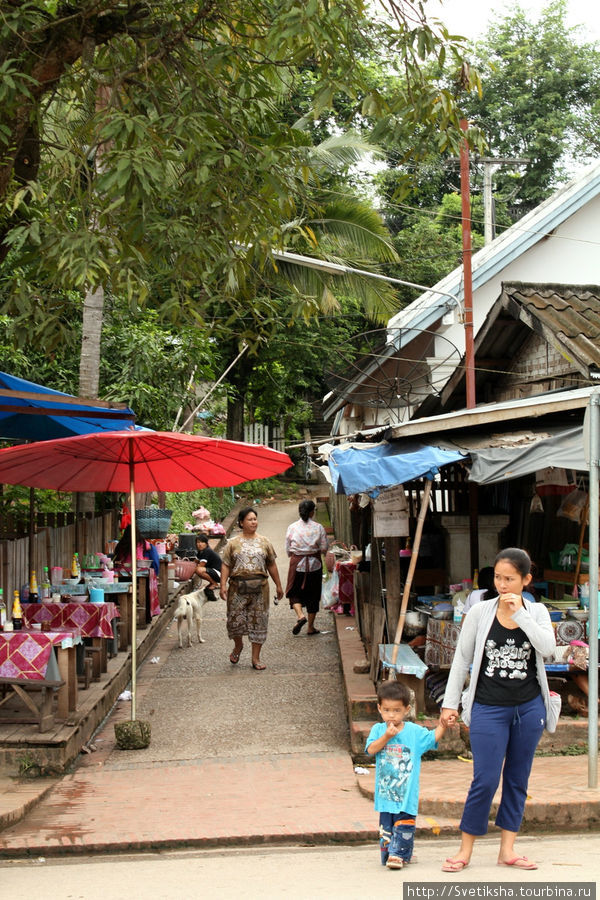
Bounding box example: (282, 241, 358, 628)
(366, 680, 448, 870)
(194, 533, 222, 601)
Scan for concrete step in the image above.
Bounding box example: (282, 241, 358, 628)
(356, 768, 469, 820)
(351, 718, 468, 761)
(354, 756, 600, 832)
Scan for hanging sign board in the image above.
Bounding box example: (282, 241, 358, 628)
(373, 484, 409, 537)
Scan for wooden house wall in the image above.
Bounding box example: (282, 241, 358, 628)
(493, 329, 580, 402)
(0, 509, 120, 614)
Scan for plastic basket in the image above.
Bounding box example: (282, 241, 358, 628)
(174, 559, 197, 581)
(136, 508, 173, 539)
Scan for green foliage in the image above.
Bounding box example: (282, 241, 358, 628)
(0, 0, 481, 339)
(0, 484, 72, 519)
(0, 0, 486, 450)
(99, 304, 215, 430)
(166, 488, 236, 534)
(0, 298, 217, 433)
(388, 193, 486, 302)
(235, 477, 301, 501)
(165, 478, 300, 532)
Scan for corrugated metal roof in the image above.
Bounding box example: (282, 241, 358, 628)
(388, 385, 595, 439)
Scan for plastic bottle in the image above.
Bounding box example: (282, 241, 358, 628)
(12, 590, 23, 630)
(472, 568, 479, 590)
(71, 552, 80, 580)
(0, 589, 5, 628)
(41, 567, 51, 600)
(29, 569, 39, 603)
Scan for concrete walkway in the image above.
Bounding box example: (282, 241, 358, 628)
(0, 494, 598, 857)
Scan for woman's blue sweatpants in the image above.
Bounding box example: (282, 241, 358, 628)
(460, 694, 546, 836)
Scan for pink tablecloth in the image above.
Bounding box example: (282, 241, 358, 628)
(0, 629, 80, 680)
(22, 602, 119, 639)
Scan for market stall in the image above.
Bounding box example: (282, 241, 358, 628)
(324, 390, 599, 790)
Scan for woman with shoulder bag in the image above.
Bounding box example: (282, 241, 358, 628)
(220, 507, 283, 671)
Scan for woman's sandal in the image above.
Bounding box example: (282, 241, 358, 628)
(498, 857, 538, 870)
(252, 661, 267, 670)
(441, 858, 469, 872)
(292, 617, 307, 635)
(229, 649, 242, 664)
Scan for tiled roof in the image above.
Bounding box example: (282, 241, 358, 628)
(502, 282, 600, 377)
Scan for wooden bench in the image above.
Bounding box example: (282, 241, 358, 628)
(0, 676, 65, 732)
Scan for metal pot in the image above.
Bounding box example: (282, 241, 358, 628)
(403, 610, 428, 638)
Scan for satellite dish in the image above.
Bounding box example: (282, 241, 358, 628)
(325, 327, 461, 416)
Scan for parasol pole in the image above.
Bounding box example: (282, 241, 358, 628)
(389, 478, 433, 670)
(129, 445, 138, 721)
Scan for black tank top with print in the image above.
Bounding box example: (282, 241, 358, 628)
(474, 617, 541, 706)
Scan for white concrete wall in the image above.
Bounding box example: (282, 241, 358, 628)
(332, 192, 600, 437)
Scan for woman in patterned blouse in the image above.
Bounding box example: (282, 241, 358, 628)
(220, 507, 283, 670)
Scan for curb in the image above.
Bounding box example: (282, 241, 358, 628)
(0, 832, 379, 859)
(0, 777, 58, 833)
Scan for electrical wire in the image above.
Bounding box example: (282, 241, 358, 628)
(315, 182, 600, 247)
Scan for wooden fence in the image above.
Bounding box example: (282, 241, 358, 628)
(243, 422, 285, 453)
(0, 509, 120, 614)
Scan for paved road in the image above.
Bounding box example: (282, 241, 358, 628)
(1, 835, 597, 898)
(103, 494, 349, 764)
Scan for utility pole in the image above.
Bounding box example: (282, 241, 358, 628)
(460, 120, 476, 411)
(460, 121, 480, 577)
(477, 157, 529, 244)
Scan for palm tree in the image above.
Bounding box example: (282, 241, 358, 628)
(214, 133, 401, 440)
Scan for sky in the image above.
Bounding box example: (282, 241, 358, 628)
(429, 0, 600, 42)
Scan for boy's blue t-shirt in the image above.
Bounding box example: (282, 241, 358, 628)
(366, 721, 438, 815)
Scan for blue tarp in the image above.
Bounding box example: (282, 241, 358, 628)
(0, 371, 136, 441)
(328, 440, 466, 496)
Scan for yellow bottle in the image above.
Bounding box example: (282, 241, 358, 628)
(12, 590, 23, 630)
(472, 569, 479, 590)
(71, 553, 80, 579)
(30, 569, 38, 595)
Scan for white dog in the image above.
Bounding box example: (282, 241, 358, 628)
(174, 589, 207, 648)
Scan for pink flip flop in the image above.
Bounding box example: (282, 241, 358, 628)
(498, 857, 538, 870)
(442, 858, 469, 872)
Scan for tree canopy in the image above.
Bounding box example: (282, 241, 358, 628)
(463, 0, 600, 213)
(0, 0, 480, 342)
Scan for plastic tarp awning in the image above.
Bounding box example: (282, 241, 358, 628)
(467, 426, 587, 484)
(327, 440, 467, 496)
(0, 371, 136, 441)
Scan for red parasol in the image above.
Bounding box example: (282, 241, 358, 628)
(0, 430, 292, 718)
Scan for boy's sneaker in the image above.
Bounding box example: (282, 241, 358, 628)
(386, 856, 404, 870)
(204, 587, 218, 602)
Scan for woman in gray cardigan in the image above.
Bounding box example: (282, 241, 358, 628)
(440, 548, 557, 873)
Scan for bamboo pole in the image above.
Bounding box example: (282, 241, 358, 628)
(572, 494, 589, 597)
(389, 478, 433, 669)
